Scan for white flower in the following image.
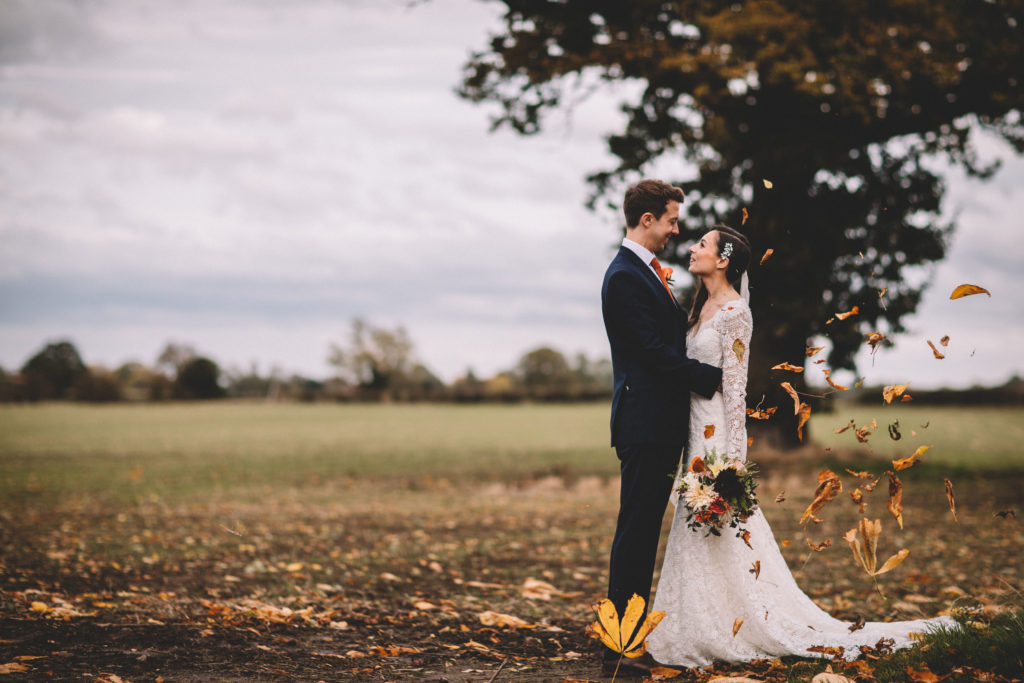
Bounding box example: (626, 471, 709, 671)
(708, 460, 726, 477)
(684, 482, 717, 511)
(682, 472, 701, 491)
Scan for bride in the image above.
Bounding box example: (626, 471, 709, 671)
(646, 224, 953, 667)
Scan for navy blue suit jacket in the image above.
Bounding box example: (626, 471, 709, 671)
(601, 246, 723, 447)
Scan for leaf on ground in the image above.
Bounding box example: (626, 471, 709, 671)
(520, 577, 565, 600)
(780, 382, 801, 414)
(926, 340, 945, 359)
(775, 491, 786, 503)
(759, 248, 773, 265)
(0, 663, 30, 674)
(477, 611, 534, 629)
(893, 446, 930, 471)
(650, 665, 684, 679)
(950, 283, 991, 299)
(905, 664, 942, 682)
(887, 472, 904, 529)
(800, 469, 842, 523)
(811, 672, 855, 683)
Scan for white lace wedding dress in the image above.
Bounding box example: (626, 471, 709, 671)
(647, 298, 953, 667)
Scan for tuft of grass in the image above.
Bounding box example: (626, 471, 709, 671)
(872, 607, 1024, 681)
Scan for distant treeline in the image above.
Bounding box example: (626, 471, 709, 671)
(0, 321, 613, 404)
(852, 377, 1024, 406)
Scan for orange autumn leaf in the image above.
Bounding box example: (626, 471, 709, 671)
(887, 471, 904, 529)
(944, 478, 958, 523)
(704, 424, 716, 439)
(650, 666, 684, 679)
(781, 538, 791, 547)
(878, 287, 888, 298)
(732, 339, 745, 362)
(747, 436, 754, 447)
(950, 283, 991, 299)
(797, 402, 811, 442)
(762, 178, 773, 189)
(844, 518, 909, 576)
(835, 306, 860, 320)
(775, 490, 786, 503)
(689, 456, 706, 473)
(760, 248, 774, 265)
(845, 468, 875, 479)
(741, 207, 749, 225)
(586, 594, 665, 659)
(740, 529, 752, 549)
(780, 382, 801, 415)
(865, 332, 887, 350)
(926, 340, 945, 359)
(862, 475, 882, 493)
(905, 665, 942, 682)
(806, 538, 832, 552)
(822, 369, 849, 391)
(750, 561, 761, 579)
(746, 406, 777, 420)
(732, 617, 744, 636)
(882, 383, 909, 403)
(893, 445, 930, 471)
(901, 394, 914, 402)
(806, 346, 824, 357)
(800, 469, 842, 523)
(940, 335, 949, 346)
(772, 362, 804, 373)
(834, 420, 856, 434)
(850, 488, 866, 514)
(855, 425, 872, 443)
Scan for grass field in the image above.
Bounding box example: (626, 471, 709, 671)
(2, 401, 1022, 681)
(2, 402, 1022, 504)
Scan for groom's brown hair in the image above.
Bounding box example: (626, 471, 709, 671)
(623, 179, 685, 228)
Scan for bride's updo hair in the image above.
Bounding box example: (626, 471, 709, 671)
(688, 224, 752, 328)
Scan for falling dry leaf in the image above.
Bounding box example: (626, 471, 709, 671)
(944, 478, 958, 523)
(926, 340, 945, 359)
(855, 425, 872, 443)
(781, 538, 791, 547)
(882, 383, 909, 404)
(888, 421, 901, 440)
(940, 335, 949, 346)
(848, 614, 866, 632)
(878, 287, 888, 298)
(586, 594, 665, 659)
(865, 332, 887, 351)
(780, 382, 801, 414)
(732, 617, 744, 636)
(806, 538, 832, 552)
(845, 518, 910, 577)
(746, 406, 778, 420)
(750, 561, 761, 579)
(994, 509, 1016, 519)
(763, 178, 773, 188)
(862, 475, 882, 493)
(740, 529, 752, 549)
(893, 445, 930, 471)
(775, 491, 786, 503)
(741, 207, 749, 225)
(834, 420, 856, 435)
(806, 346, 824, 357)
(822, 369, 849, 391)
(950, 283, 991, 299)
(760, 248, 774, 265)
(704, 424, 716, 439)
(732, 339, 745, 362)
(797, 402, 811, 442)
(887, 471, 904, 529)
(835, 306, 860, 320)
(850, 489, 866, 514)
(772, 362, 804, 373)
(845, 469, 874, 479)
(801, 469, 842, 523)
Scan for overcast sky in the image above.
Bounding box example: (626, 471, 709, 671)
(1, 0, 1021, 390)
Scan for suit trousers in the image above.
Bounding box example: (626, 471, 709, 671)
(605, 442, 682, 657)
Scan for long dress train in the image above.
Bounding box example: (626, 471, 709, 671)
(647, 299, 954, 667)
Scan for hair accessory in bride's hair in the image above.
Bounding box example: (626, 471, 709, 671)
(719, 241, 734, 260)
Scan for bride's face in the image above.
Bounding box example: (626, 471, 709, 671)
(688, 230, 724, 276)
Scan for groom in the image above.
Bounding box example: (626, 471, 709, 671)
(600, 179, 722, 673)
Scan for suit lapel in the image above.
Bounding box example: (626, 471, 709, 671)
(619, 247, 678, 309)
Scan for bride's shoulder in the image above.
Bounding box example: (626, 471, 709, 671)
(712, 298, 752, 329)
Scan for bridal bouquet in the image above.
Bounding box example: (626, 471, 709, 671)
(677, 449, 759, 537)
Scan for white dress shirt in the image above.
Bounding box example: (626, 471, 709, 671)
(622, 237, 661, 280)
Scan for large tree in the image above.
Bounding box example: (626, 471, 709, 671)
(459, 0, 1023, 443)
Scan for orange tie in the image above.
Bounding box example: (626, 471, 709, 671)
(650, 257, 676, 302)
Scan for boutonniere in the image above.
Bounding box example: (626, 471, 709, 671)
(663, 267, 674, 285)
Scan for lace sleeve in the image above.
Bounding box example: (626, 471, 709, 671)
(714, 303, 753, 461)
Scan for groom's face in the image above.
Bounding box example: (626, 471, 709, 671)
(646, 200, 680, 252)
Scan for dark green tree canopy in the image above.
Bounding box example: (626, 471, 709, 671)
(20, 340, 87, 401)
(460, 0, 1022, 438)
